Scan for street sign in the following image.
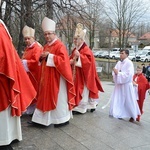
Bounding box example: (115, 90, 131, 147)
(132, 45, 138, 52)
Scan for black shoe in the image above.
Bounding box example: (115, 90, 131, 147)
(29, 114, 33, 117)
(54, 121, 69, 128)
(11, 139, 19, 144)
(72, 111, 83, 115)
(129, 117, 134, 122)
(0, 144, 13, 150)
(90, 109, 96, 112)
(27, 120, 33, 124)
(90, 104, 98, 113)
(27, 121, 37, 126)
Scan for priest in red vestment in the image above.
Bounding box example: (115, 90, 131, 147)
(32, 17, 76, 127)
(22, 25, 43, 115)
(70, 23, 104, 114)
(133, 65, 149, 121)
(22, 25, 43, 92)
(0, 18, 36, 149)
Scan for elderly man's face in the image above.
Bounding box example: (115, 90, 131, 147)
(73, 37, 83, 47)
(44, 31, 55, 43)
(24, 36, 35, 47)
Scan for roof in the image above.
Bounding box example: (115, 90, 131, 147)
(138, 32, 150, 40)
(110, 29, 136, 38)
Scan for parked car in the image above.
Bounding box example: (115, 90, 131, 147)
(136, 50, 150, 62)
(92, 50, 96, 54)
(93, 51, 102, 57)
(143, 46, 150, 51)
(109, 51, 120, 59)
(128, 52, 136, 61)
(101, 51, 109, 58)
(97, 51, 109, 58)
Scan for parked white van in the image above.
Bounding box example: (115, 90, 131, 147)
(143, 46, 150, 51)
(136, 50, 150, 62)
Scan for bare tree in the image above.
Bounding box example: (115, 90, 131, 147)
(1, 0, 106, 54)
(104, 0, 148, 48)
(84, 0, 105, 49)
(51, 0, 92, 52)
(54, 0, 105, 50)
(46, 0, 53, 19)
(1, 0, 92, 54)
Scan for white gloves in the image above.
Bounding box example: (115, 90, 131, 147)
(22, 59, 29, 72)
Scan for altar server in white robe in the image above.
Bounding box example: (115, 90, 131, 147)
(109, 49, 141, 122)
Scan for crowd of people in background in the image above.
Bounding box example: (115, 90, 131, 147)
(142, 63, 150, 94)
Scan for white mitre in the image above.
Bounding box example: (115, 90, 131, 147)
(22, 25, 35, 37)
(74, 23, 86, 41)
(41, 17, 56, 32)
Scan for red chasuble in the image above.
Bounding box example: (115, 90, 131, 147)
(22, 42, 43, 91)
(70, 43, 104, 105)
(133, 73, 149, 114)
(0, 23, 36, 116)
(36, 39, 76, 112)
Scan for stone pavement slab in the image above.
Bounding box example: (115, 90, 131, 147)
(12, 81, 150, 150)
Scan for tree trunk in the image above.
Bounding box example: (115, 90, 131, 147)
(24, 0, 34, 28)
(17, 0, 25, 57)
(46, 0, 53, 19)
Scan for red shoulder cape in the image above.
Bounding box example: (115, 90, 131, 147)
(0, 23, 36, 116)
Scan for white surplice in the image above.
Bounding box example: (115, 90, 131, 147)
(32, 53, 72, 126)
(73, 85, 100, 113)
(0, 107, 22, 145)
(109, 58, 141, 120)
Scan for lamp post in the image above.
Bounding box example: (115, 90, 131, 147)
(132, 44, 138, 69)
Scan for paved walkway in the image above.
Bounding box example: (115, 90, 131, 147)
(12, 81, 150, 150)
